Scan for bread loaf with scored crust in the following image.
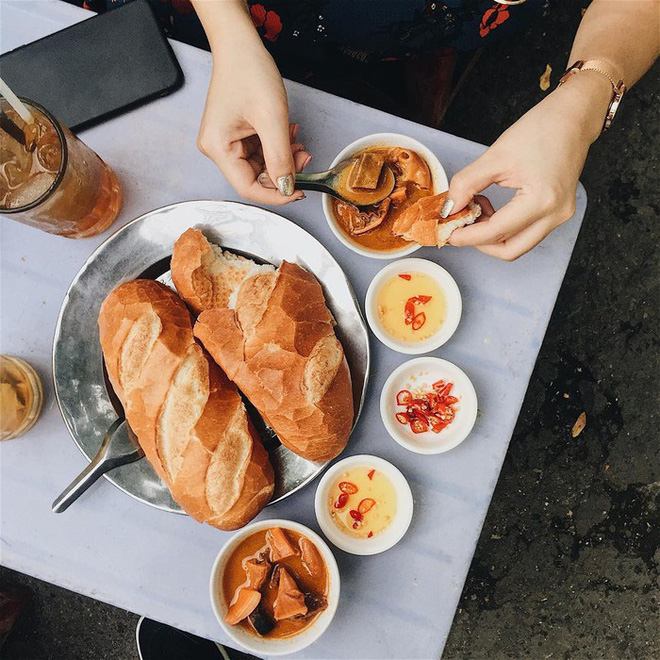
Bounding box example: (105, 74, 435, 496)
(171, 229, 354, 462)
(98, 279, 274, 530)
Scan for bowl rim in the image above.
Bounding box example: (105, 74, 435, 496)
(365, 258, 462, 355)
(321, 133, 449, 260)
(314, 454, 414, 555)
(380, 357, 478, 454)
(209, 518, 341, 656)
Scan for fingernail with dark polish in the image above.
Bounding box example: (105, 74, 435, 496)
(440, 198, 454, 219)
(276, 174, 294, 197)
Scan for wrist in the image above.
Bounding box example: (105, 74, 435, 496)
(553, 70, 614, 144)
(193, 0, 258, 52)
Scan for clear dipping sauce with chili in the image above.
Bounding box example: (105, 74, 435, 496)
(376, 272, 445, 343)
(328, 466, 397, 539)
(222, 527, 328, 640)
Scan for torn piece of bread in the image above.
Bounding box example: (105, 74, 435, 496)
(171, 228, 274, 314)
(392, 192, 482, 247)
(98, 279, 274, 530)
(171, 229, 354, 462)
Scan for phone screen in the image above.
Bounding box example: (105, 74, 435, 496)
(0, 0, 184, 131)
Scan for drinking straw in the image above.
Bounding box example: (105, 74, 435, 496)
(0, 76, 34, 124)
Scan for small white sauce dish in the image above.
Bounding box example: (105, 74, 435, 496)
(365, 257, 462, 355)
(380, 357, 478, 454)
(209, 519, 340, 656)
(315, 454, 414, 555)
(322, 133, 448, 260)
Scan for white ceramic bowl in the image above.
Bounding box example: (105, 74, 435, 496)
(365, 258, 462, 355)
(314, 454, 413, 555)
(380, 357, 478, 454)
(209, 519, 340, 656)
(322, 133, 448, 260)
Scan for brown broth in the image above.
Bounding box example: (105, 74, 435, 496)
(331, 147, 433, 252)
(222, 529, 328, 640)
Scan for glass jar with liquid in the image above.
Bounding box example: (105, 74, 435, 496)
(0, 355, 43, 440)
(1, 98, 122, 237)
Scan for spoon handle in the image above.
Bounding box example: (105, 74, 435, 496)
(294, 171, 337, 195)
(51, 418, 142, 513)
(51, 445, 116, 513)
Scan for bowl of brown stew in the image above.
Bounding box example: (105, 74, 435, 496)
(322, 133, 448, 259)
(210, 519, 340, 655)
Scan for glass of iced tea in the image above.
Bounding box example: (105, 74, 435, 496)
(0, 98, 122, 237)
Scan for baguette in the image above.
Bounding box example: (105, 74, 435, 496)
(392, 192, 481, 247)
(172, 229, 354, 462)
(98, 279, 274, 530)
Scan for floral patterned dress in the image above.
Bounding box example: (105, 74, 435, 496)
(68, 0, 547, 61)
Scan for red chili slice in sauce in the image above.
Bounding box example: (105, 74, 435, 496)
(338, 481, 358, 494)
(358, 498, 376, 514)
(349, 509, 363, 521)
(395, 412, 409, 425)
(410, 418, 429, 434)
(427, 414, 447, 433)
(403, 295, 432, 329)
(367, 469, 375, 480)
(334, 492, 349, 509)
(437, 382, 453, 397)
(398, 273, 412, 281)
(404, 300, 416, 325)
(413, 295, 432, 304)
(411, 312, 426, 331)
(395, 380, 459, 435)
(368, 531, 374, 538)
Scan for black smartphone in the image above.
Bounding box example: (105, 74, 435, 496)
(0, 0, 184, 131)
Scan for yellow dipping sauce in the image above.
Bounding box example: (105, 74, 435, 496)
(376, 272, 445, 343)
(328, 466, 397, 539)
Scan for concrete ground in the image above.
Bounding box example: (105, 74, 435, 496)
(1, 1, 658, 658)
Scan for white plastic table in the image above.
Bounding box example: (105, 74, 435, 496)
(0, 2, 587, 658)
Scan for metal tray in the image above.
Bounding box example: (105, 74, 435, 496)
(53, 201, 370, 513)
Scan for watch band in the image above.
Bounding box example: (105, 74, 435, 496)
(558, 59, 626, 132)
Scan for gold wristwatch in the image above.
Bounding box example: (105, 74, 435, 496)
(558, 59, 626, 132)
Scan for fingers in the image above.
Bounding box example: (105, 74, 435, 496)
(199, 116, 310, 204)
(449, 192, 545, 247)
(256, 150, 311, 189)
(473, 194, 494, 217)
(477, 219, 555, 261)
(254, 111, 296, 198)
(208, 140, 304, 205)
(290, 143, 312, 170)
(442, 154, 499, 218)
(293, 149, 312, 172)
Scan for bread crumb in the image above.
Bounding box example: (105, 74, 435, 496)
(540, 64, 552, 92)
(571, 412, 586, 438)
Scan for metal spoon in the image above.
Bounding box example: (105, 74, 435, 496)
(52, 418, 143, 513)
(259, 159, 396, 206)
